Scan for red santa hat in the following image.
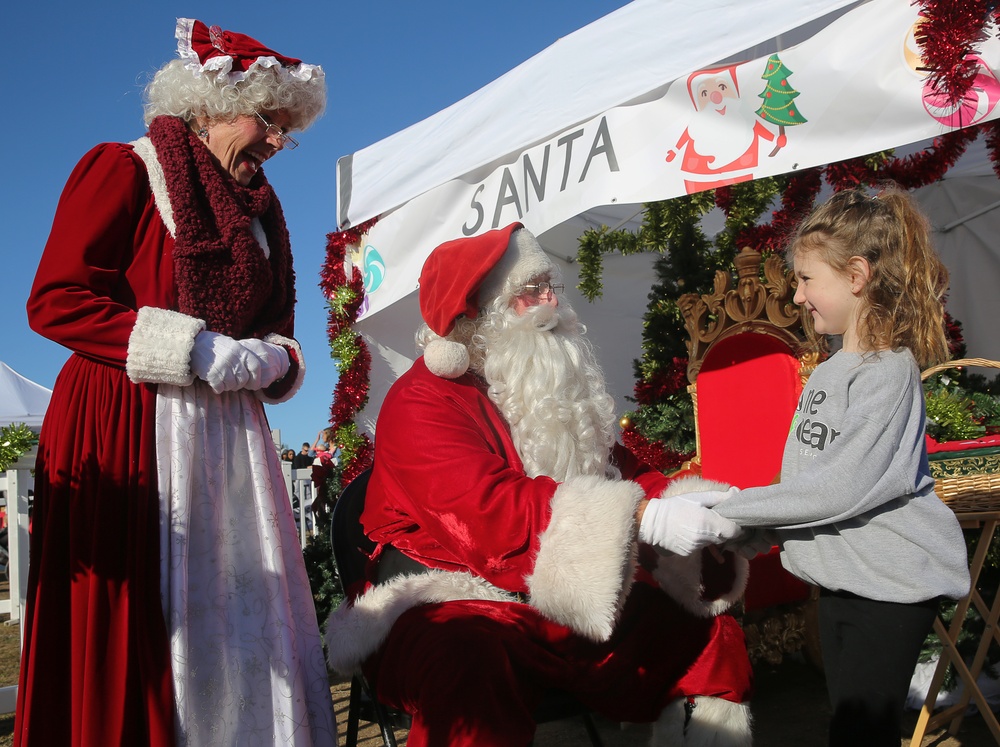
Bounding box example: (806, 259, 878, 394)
(175, 18, 323, 84)
(686, 65, 740, 109)
(419, 223, 554, 378)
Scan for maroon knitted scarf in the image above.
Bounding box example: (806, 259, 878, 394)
(148, 115, 295, 338)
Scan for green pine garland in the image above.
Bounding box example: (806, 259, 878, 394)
(0, 423, 37, 472)
(303, 529, 343, 639)
(627, 395, 697, 455)
(576, 176, 794, 450)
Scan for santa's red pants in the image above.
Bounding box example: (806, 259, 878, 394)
(365, 580, 752, 747)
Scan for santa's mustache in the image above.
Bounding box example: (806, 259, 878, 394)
(514, 301, 579, 335)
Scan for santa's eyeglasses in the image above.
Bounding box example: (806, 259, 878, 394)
(519, 281, 564, 298)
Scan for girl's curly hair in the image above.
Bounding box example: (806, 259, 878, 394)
(787, 185, 950, 368)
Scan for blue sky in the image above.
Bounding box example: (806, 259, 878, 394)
(3, 1, 627, 448)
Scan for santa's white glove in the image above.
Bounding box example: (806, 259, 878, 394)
(190, 331, 285, 393)
(239, 338, 290, 389)
(639, 496, 741, 556)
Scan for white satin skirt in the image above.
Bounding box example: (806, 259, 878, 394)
(155, 382, 336, 746)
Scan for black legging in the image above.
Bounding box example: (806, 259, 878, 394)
(818, 589, 939, 746)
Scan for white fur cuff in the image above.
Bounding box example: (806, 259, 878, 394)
(324, 570, 516, 675)
(526, 475, 643, 642)
(126, 307, 204, 386)
(649, 476, 749, 617)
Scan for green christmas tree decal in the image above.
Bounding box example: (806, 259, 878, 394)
(757, 54, 807, 156)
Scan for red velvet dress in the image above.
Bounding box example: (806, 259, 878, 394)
(19, 143, 177, 746)
(19, 143, 335, 746)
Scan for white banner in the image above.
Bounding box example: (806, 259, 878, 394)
(349, 0, 1000, 322)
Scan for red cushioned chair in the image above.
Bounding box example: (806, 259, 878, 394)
(676, 246, 822, 665)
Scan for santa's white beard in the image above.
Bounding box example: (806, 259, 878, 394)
(686, 94, 758, 166)
(477, 302, 618, 482)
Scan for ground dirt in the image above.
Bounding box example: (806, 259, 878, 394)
(328, 656, 998, 746)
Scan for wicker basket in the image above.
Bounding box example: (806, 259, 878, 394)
(921, 358, 1000, 513)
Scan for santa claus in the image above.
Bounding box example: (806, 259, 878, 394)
(666, 65, 783, 194)
(325, 223, 755, 746)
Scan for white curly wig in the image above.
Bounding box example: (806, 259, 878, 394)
(142, 58, 326, 131)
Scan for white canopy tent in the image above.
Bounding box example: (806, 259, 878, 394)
(336, 0, 1000, 430)
(0, 361, 51, 431)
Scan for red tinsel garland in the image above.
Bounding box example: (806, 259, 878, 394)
(621, 425, 691, 473)
(824, 126, 982, 192)
(633, 357, 690, 406)
(321, 217, 379, 482)
(984, 119, 1000, 179)
(736, 167, 823, 254)
(915, 0, 999, 106)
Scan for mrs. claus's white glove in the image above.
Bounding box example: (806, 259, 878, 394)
(190, 331, 287, 393)
(639, 495, 741, 556)
(239, 338, 290, 389)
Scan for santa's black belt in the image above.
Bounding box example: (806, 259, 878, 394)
(375, 545, 430, 584)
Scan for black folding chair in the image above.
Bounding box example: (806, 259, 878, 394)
(330, 468, 604, 747)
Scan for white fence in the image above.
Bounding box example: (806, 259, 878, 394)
(0, 446, 34, 714)
(283, 462, 322, 549)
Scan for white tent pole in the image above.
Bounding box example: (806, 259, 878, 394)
(610, 207, 646, 233)
(939, 198, 1000, 233)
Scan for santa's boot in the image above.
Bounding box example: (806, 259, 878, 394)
(650, 696, 752, 747)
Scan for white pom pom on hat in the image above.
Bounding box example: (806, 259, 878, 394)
(418, 222, 554, 378)
(423, 339, 471, 378)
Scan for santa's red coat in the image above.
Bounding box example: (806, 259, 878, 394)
(325, 358, 753, 745)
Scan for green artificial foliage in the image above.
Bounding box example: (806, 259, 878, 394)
(0, 423, 37, 473)
(628, 395, 697, 455)
(576, 177, 794, 456)
(301, 465, 344, 644)
(918, 368, 1000, 689)
(334, 422, 368, 471)
(331, 328, 361, 370)
(923, 370, 1000, 442)
(302, 529, 343, 640)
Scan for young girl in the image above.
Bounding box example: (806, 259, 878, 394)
(711, 186, 971, 746)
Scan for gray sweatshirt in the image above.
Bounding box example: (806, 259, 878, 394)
(715, 348, 970, 603)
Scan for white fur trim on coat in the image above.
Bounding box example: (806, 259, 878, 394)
(651, 696, 753, 747)
(130, 136, 175, 237)
(648, 476, 748, 617)
(256, 333, 305, 404)
(126, 306, 205, 386)
(526, 475, 643, 642)
(324, 570, 516, 675)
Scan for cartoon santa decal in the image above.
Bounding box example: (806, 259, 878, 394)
(666, 61, 802, 194)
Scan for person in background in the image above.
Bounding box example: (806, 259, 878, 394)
(293, 441, 315, 470)
(711, 186, 970, 746)
(20, 18, 335, 746)
(312, 427, 333, 455)
(326, 223, 754, 747)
